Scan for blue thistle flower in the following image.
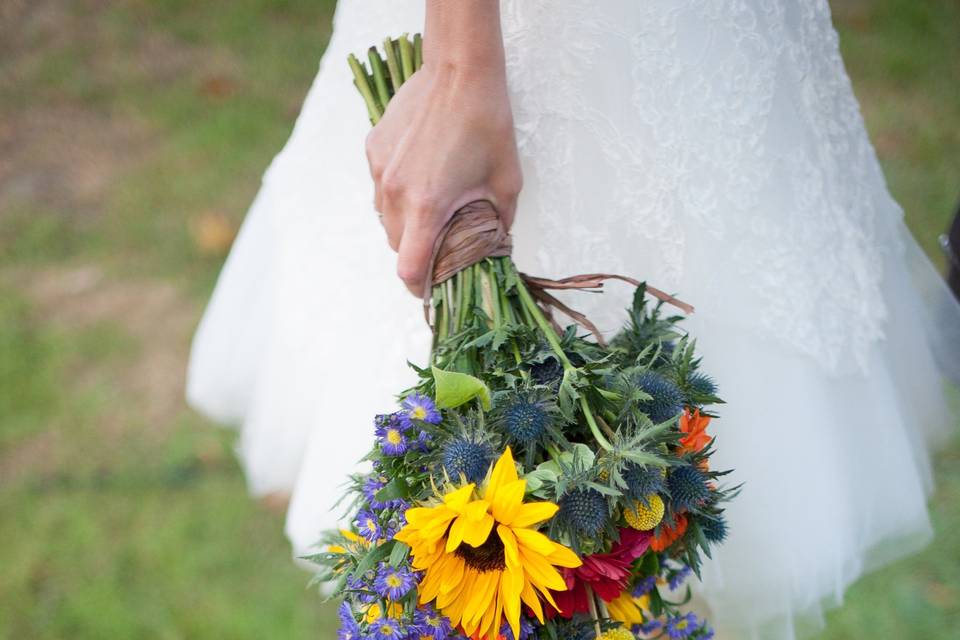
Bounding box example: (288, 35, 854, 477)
(559, 488, 608, 536)
(634, 371, 684, 423)
(337, 602, 361, 640)
(501, 397, 550, 446)
(414, 605, 453, 640)
(375, 413, 409, 456)
(623, 463, 666, 500)
(701, 515, 728, 543)
(441, 436, 494, 484)
(368, 617, 406, 639)
(687, 372, 718, 397)
(401, 393, 441, 426)
(355, 509, 382, 542)
(667, 465, 711, 511)
(373, 562, 416, 601)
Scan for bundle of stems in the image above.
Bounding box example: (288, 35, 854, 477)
(348, 35, 615, 452)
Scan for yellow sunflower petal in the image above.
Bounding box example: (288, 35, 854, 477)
(462, 513, 495, 548)
(512, 527, 559, 556)
(446, 515, 467, 552)
(443, 484, 476, 509)
(501, 565, 524, 639)
(518, 546, 567, 592)
(509, 500, 560, 528)
(546, 542, 583, 568)
(491, 478, 526, 524)
(498, 524, 521, 570)
(484, 447, 518, 502)
(519, 579, 545, 624)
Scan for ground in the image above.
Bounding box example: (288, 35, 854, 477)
(0, 0, 957, 638)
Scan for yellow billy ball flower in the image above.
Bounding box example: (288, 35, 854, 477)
(624, 494, 665, 531)
(597, 627, 635, 640)
(394, 447, 582, 640)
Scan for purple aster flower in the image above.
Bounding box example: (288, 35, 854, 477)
(665, 612, 700, 639)
(363, 475, 388, 509)
(414, 429, 433, 452)
(668, 564, 693, 590)
(373, 562, 416, 601)
(369, 618, 406, 639)
(337, 601, 361, 639)
(414, 604, 453, 639)
(638, 619, 662, 635)
(355, 509, 382, 542)
(499, 616, 535, 640)
(346, 574, 377, 603)
(375, 416, 409, 456)
(632, 575, 658, 597)
(401, 393, 441, 426)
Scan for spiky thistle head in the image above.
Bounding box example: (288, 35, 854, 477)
(436, 413, 499, 485)
(440, 436, 494, 485)
(623, 463, 666, 500)
(492, 388, 558, 447)
(667, 464, 711, 511)
(558, 487, 609, 537)
(633, 370, 684, 423)
(700, 514, 728, 543)
(686, 372, 718, 398)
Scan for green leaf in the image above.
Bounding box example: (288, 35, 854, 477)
(354, 540, 393, 577)
(432, 366, 491, 410)
(375, 477, 410, 502)
(557, 368, 581, 421)
(389, 541, 410, 567)
(570, 443, 596, 468)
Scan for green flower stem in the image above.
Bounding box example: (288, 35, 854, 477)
(347, 54, 382, 123)
(382, 38, 403, 93)
(580, 397, 614, 451)
(399, 34, 415, 81)
(367, 47, 391, 110)
(585, 585, 602, 638)
(511, 265, 613, 451)
(513, 273, 571, 369)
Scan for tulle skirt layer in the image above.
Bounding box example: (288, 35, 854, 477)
(187, 1, 959, 638)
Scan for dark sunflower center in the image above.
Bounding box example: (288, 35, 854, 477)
(454, 533, 506, 572)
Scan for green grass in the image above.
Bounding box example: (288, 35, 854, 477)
(0, 0, 957, 638)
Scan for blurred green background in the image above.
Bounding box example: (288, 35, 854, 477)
(0, 0, 957, 638)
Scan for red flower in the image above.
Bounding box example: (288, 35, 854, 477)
(549, 528, 652, 618)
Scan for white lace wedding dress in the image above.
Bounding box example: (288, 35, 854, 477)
(186, 1, 960, 638)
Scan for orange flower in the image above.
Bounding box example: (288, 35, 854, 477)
(678, 408, 712, 454)
(650, 513, 688, 552)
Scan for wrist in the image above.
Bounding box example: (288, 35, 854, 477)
(424, 0, 506, 79)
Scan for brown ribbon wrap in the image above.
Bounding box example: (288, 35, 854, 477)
(424, 200, 693, 346)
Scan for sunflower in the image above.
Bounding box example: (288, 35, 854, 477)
(394, 447, 581, 640)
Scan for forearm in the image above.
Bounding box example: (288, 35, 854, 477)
(424, 0, 506, 76)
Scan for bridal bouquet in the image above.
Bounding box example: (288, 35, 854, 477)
(311, 35, 735, 640)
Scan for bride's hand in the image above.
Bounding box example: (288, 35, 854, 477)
(364, 3, 522, 296)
